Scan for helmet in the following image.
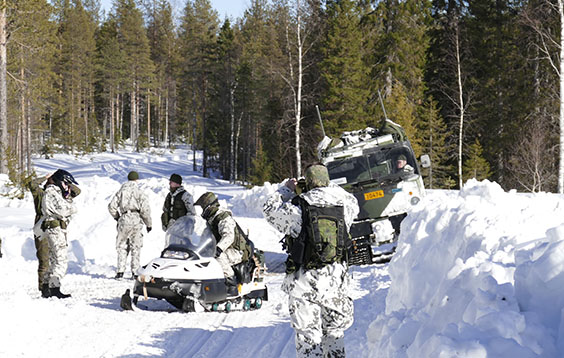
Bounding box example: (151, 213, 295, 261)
(195, 192, 218, 210)
(305, 164, 329, 190)
(128, 171, 139, 181)
(51, 169, 78, 186)
(195, 192, 219, 220)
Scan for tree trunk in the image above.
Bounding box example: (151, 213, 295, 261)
(110, 88, 115, 153)
(559, 0, 564, 193)
(0, 2, 7, 174)
(295, 0, 303, 177)
(455, 25, 465, 189)
(229, 83, 236, 183)
(147, 88, 151, 146)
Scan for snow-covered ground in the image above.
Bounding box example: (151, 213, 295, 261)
(1, 148, 564, 357)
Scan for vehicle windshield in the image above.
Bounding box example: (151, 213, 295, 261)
(326, 146, 418, 185)
(164, 216, 216, 258)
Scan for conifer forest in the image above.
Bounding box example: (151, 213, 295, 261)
(0, 0, 562, 192)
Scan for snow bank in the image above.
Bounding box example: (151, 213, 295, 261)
(230, 182, 279, 217)
(366, 179, 564, 357)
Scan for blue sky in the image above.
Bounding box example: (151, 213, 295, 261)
(99, 0, 248, 20)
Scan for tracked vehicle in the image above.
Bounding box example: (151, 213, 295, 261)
(317, 121, 429, 265)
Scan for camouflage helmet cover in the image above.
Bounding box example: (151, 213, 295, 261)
(195, 192, 218, 210)
(305, 164, 330, 190)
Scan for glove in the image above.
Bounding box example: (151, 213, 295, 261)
(147, 226, 152, 233)
(215, 247, 223, 257)
(114, 216, 120, 221)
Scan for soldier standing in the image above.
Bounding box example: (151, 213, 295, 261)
(263, 164, 359, 358)
(41, 169, 79, 299)
(28, 173, 80, 292)
(108, 171, 152, 279)
(194, 192, 252, 294)
(161, 173, 196, 233)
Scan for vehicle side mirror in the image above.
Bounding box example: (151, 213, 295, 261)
(420, 154, 431, 168)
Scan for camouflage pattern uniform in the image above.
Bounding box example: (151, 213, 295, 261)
(42, 184, 77, 289)
(108, 181, 152, 275)
(263, 180, 359, 358)
(206, 206, 243, 277)
(162, 186, 196, 232)
(27, 175, 50, 290)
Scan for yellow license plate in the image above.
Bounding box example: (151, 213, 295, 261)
(364, 190, 384, 201)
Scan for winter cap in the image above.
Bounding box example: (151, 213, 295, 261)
(195, 192, 218, 210)
(397, 154, 407, 162)
(128, 171, 139, 181)
(170, 173, 182, 185)
(305, 164, 330, 190)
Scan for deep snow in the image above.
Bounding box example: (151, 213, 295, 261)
(1, 147, 564, 357)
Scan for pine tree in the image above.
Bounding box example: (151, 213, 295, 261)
(96, 16, 126, 152)
(463, 138, 491, 184)
(209, 18, 241, 181)
(320, 0, 370, 135)
(54, 0, 98, 153)
(418, 96, 452, 189)
(7, 0, 57, 173)
(115, 0, 155, 151)
(146, 0, 177, 148)
(466, 0, 528, 188)
(177, 0, 219, 175)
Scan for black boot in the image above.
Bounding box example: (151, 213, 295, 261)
(115, 272, 124, 279)
(225, 276, 239, 296)
(41, 284, 50, 298)
(50, 286, 71, 299)
(120, 289, 133, 311)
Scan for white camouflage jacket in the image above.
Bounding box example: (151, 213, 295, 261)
(262, 181, 359, 239)
(41, 184, 77, 224)
(108, 181, 152, 228)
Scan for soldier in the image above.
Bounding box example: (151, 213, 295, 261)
(28, 173, 80, 292)
(263, 164, 359, 358)
(161, 173, 196, 233)
(41, 169, 79, 299)
(108, 171, 152, 279)
(396, 154, 414, 176)
(194, 192, 252, 295)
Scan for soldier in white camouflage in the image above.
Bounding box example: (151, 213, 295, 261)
(29, 173, 80, 292)
(263, 164, 359, 358)
(108, 171, 152, 279)
(195, 192, 252, 295)
(41, 169, 79, 299)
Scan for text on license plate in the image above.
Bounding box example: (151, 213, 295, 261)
(364, 190, 384, 201)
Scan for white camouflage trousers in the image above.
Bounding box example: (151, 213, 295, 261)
(217, 247, 243, 277)
(283, 263, 354, 358)
(116, 219, 144, 274)
(43, 227, 68, 288)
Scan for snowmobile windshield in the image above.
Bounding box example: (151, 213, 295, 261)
(164, 216, 216, 258)
(326, 146, 418, 186)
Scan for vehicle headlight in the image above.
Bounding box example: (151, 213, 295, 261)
(410, 196, 420, 205)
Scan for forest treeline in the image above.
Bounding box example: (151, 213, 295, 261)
(0, 0, 560, 192)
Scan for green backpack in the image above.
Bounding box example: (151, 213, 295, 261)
(285, 196, 350, 272)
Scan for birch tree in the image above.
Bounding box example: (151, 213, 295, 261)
(0, 0, 7, 174)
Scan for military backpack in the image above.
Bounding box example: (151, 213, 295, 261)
(284, 196, 350, 272)
(207, 210, 253, 262)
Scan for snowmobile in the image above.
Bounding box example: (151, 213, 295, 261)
(120, 216, 268, 313)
